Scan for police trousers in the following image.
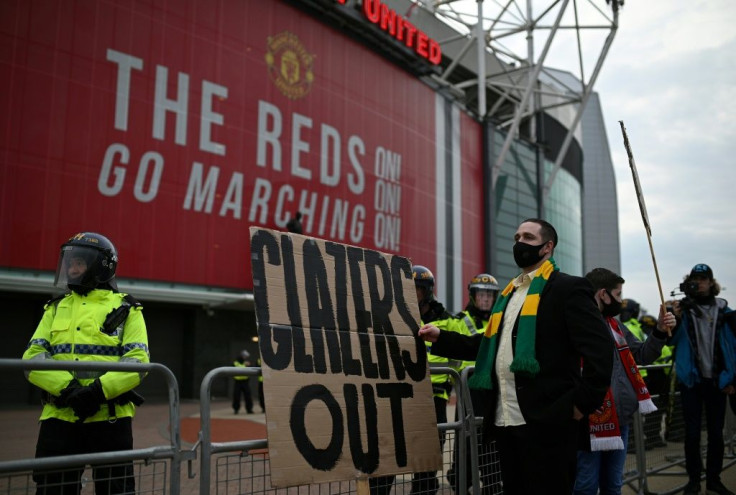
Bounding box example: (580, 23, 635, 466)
(33, 417, 135, 495)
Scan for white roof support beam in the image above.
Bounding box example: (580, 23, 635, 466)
(490, 0, 569, 188)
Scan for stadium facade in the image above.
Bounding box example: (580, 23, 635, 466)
(0, 0, 621, 402)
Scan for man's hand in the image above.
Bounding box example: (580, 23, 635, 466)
(722, 385, 735, 395)
(658, 306, 677, 336)
(418, 324, 440, 342)
(63, 379, 106, 422)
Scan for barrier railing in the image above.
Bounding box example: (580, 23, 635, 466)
(3, 359, 734, 495)
(622, 363, 736, 495)
(197, 366, 468, 495)
(0, 358, 194, 494)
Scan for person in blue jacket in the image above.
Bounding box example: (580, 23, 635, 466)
(671, 264, 736, 495)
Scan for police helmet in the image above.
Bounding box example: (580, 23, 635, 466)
(412, 265, 435, 304)
(468, 273, 499, 309)
(237, 350, 251, 363)
(639, 314, 658, 334)
(54, 232, 118, 291)
(621, 298, 640, 322)
(412, 265, 435, 290)
(468, 273, 500, 294)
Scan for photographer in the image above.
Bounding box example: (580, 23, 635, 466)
(670, 264, 736, 495)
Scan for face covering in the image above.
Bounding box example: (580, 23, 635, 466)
(513, 241, 546, 268)
(601, 290, 623, 317)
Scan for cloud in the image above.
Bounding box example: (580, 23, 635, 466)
(614, 1, 736, 64)
(446, 0, 736, 314)
(593, 0, 736, 314)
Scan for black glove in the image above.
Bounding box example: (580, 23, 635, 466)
(56, 378, 83, 407)
(64, 378, 106, 422)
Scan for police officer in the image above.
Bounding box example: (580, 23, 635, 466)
(621, 299, 646, 341)
(446, 274, 500, 495)
(411, 265, 452, 495)
(232, 350, 254, 414)
(22, 232, 149, 495)
(370, 266, 452, 495)
(413, 265, 453, 324)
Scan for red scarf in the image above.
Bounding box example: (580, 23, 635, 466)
(588, 317, 656, 451)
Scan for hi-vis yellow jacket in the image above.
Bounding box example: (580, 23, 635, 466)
(445, 310, 489, 373)
(426, 341, 451, 401)
(233, 360, 250, 381)
(22, 290, 149, 423)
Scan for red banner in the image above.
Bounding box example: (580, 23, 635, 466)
(0, 0, 482, 291)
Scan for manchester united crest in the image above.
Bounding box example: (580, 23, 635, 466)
(265, 32, 314, 100)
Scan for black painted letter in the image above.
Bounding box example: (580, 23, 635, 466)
(344, 383, 379, 473)
(290, 384, 344, 471)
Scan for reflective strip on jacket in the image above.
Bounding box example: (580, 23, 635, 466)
(424, 318, 451, 401)
(233, 360, 250, 381)
(430, 312, 488, 375)
(623, 317, 673, 378)
(22, 290, 150, 423)
(623, 318, 646, 341)
(450, 311, 488, 372)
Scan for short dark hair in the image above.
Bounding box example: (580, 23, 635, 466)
(585, 267, 625, 292)
(521, 218, 558, 247)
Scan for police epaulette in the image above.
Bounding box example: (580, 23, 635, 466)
(122, 294, 142, 308)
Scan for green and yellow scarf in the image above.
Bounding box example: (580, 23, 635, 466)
(468, 258, 558, 390)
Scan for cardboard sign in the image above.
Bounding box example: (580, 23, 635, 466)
(250, 227, 442, 487)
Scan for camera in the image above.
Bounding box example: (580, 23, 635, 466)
(679, 280, 699, 298)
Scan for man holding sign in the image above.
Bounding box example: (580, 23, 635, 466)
(419, 219, 614, 495)
(250, 228, 442, 488)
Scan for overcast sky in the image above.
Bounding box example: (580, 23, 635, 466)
(592, 1, 736, 315)
(434, 0, 734, 315)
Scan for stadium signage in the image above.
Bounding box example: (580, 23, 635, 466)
(335, 0, 442, 65)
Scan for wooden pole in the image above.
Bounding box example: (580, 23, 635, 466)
(619, 121, 669, 334)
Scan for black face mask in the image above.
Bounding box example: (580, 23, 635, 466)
(513, 241, 546, 268)
(601, 290, 622, 317)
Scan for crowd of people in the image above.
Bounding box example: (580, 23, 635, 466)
(20, 220, 736, 495)
(416, 219, 734, 495)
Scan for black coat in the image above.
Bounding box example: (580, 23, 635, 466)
(432, 271, 614, 438)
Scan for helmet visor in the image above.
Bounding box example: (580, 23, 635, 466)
(54, 245, 99, 290)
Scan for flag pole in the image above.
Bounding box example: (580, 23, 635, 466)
(619, 121, 669, 334)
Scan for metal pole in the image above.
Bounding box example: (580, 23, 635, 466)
(527, 0, 536, 143)
(541, 5, 620, 206)
(491, 0, 571, 189)
(476, 0, 486, 118)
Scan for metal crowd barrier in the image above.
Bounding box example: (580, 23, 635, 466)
(622, 363, 736, 495)
(197, 366, 471, 495)
(0, 358, 193, 495)
(4, 359, 735, 495)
